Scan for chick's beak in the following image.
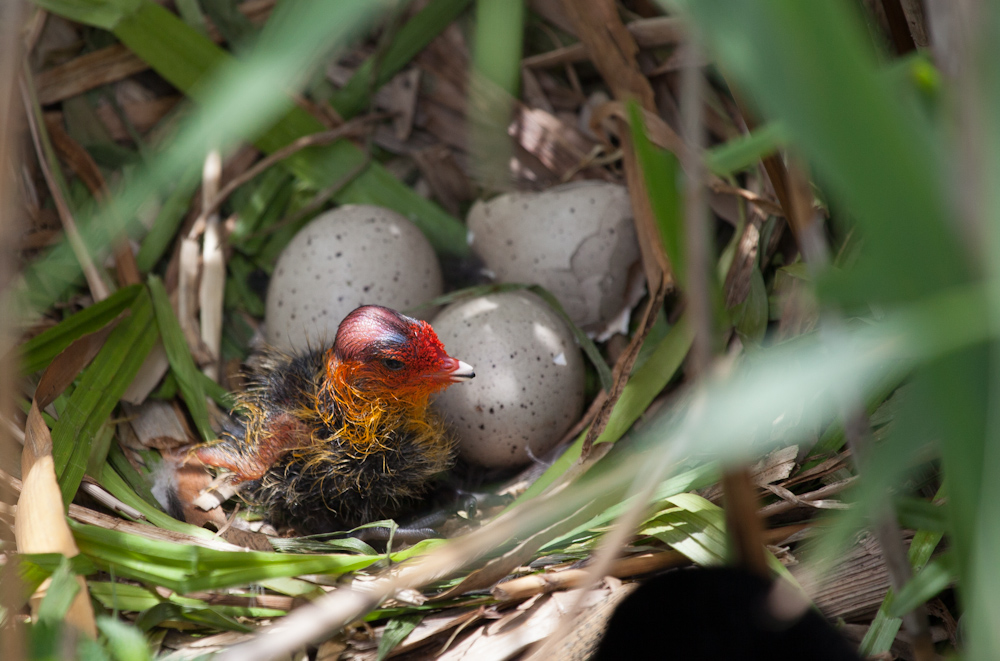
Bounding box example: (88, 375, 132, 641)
(441, 357, 475, 382)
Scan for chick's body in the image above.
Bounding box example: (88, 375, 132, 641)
(197, 306, 474, 534)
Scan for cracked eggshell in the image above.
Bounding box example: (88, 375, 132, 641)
(432, 291, 585, 469)
(266, 205, 443, 352)
(467, 181, 640, 333)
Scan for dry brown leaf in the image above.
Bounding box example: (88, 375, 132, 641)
(121, 400, 191, 450)
(410, 145, 474, 216)
(438, 582, 622, 661)
(723, 216, 764, 309)
(34, 323, 113, 409)
(528, 0, 578, 36)
(375, 68, 421, 141)
(759, 477, 857, 519)
(521, 67, 554, 113)
(509, 105, 612, 183)
(35, 44, 147, 106)
(15, 402, 97, 638)
(121, 341, 170, 405)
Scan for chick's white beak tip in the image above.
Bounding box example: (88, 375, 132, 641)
(450, 360, 475, 381)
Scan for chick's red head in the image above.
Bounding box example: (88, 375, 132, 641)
(331, 305, 474, 397)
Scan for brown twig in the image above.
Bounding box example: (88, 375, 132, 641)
(20, 67, 110, 301)
(522, 17, 684, 69)
(758, 477, 857, 518)
(492, 550, 688, 602)
(708, 178, 786, 217)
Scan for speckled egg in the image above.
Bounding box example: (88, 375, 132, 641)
(432, 291, 585, 468)
(265, 205, 442, 351)
(467, 181, 640, 334)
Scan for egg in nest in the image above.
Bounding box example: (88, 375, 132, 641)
(467, 181, 640, 336)
(265, 205, 443, 352)
(432, 291, 585, 468)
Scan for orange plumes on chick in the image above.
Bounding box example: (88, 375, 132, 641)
(196, 306, 474, 534)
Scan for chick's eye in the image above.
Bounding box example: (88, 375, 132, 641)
(381, 358, 405, 371)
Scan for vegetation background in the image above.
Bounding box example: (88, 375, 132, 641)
(0, 0, 993, 659)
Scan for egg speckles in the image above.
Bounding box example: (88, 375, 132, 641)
(265, 205, 443, 352)
(432, 291, 585, 468)
(467, 181, 640, 333)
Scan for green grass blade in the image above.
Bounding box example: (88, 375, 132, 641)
(104, 443, 164, 513)
(627, 100, 685, 284)
(134, 602, 251, 633)
(225, 254, 267, 318)
(174, 0, 209, 35)
(148, 275, 213, 442)
(705, 122, 789, 176)
(469, 0, 524, 185)
(13, 555, 93, 618)
(200, 370, 237, 410)
(96, 461, 218, 539)
(18, 284, 141, 375)
(51, 287, 158, 505)
(134, 167, 200, 273)
(539, 463, 720, 553)
(859, 528, 944, 655)
(668, 4, 986, 631)
(35, 556, 81, 626)
(70, 521, 426, 593)
(331, 0, 472, 118)
(85, 422, 117, 477)
(376, 614, 423, 661)
(596, 316, 693, 444)
(23, 0, 133, 30)
(19, 553, 98, 582)
(894, 497, 949, 533)
(96, 616, 153, 661)
(641, 493, 728, 565)
(228, 168, 294, 254)
(888, 551, 955, 618)
(200, 0, 258, 52)
(730, 266, 767, 345)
